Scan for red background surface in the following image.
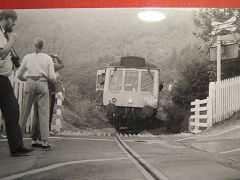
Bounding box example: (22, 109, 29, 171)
(0, 0, 239, 9)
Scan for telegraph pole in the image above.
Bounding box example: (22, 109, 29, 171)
(211, 16, 237, 82)
(216, 36, 221, 82)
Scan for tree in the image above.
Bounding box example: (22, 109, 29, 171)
(193, 8, 240, 80)
(171, 59, 210, 109)
(193, 8, 240, 43)
(161, 45, 210, 133)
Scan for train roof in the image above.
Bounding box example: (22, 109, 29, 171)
(108, 56, 158, 68)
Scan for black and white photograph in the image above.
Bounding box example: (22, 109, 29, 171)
(1, 8, 240, 179)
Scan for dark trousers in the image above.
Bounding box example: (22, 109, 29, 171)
(49, 94, 55, 131)
(0, 76, 23, 152)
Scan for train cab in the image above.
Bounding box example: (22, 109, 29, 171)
(96, 56, 162, 130)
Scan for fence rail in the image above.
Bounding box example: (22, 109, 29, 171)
(190, 76, 240, 133)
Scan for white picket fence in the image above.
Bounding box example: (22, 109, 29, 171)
(0, 72, 63, 133)
(190, 76, 240, 133)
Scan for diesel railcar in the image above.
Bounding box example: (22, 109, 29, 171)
(96, 56, 162, 130)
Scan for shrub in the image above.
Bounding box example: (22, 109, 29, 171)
(163, 58, 211, 133)
(64, 99, 109, 129)
(171, 60, 210, 109)
(163, 103, 187, 133)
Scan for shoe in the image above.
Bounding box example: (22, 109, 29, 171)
(11, 147, 34, 157)
(49, 131, 55, 135)
(32, 143, 42, 148)
(42, 144, 53, 151)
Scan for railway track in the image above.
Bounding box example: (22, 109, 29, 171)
(115, 133, 169, 180)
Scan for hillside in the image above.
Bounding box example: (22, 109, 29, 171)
(13, 8, 203, 128)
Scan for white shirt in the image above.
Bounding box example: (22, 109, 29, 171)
(18, 53, 56, 82)
(0, 27, 13, 77)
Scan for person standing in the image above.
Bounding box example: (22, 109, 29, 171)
(48, 54, 64, 133)
(31, 54, 64, 146)
(17, 37, 56, 150)
(0, 9, 33, 156)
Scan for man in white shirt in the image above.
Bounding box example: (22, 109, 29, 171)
(17, 37, 56, 150)
(0, 9, 33, 156)
(31, 54, 64, 145)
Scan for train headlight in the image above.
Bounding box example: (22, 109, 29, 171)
(112, 98, 117, 103)
(128, 98, 133, 104)
(144, 94, 158, 107)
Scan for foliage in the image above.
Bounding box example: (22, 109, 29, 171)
(193, 8, 240, 42)
(64, 99, 109, 129)
(221, 60, 240, 79)
(162, 45, 211, 132)
(163, 103, 187, 133)
(193, 8, 240, 80)
(172, 59, 211, 109)
(161, 9, 240, 133)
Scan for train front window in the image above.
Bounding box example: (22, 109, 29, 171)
(124, 70, 139, 91)
(109, 70, 123, 90)
(141, 71, 154, 92)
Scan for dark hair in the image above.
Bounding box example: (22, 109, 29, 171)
(0, 10, 17, 20)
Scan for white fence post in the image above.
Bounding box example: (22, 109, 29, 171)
(207, 97, 212, 128)
(194, 99, 200, 133)
(208, 82, 215, 127)
(55, 93, 63, 132)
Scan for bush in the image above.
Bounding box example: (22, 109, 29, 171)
(164, 58, 211, 133)
(171, 60, 210, 109)
(64, 99, 109, 129)
(163, 103, 187, 133)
